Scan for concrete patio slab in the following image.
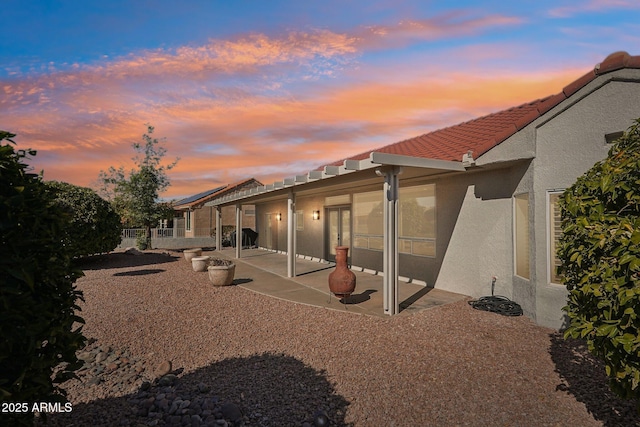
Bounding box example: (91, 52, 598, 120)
(206, 248, 468, 317)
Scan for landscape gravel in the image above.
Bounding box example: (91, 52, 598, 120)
(37, 249, 639, 426)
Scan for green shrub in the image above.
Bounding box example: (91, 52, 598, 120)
(558, 119, 640, 403)
(0, 132, 85, 426)
(45, 181, 122, 257)
(136, 229, 149, 250)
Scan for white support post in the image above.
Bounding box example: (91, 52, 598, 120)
(379, 166, 400, 315)
(287, 190, 296, 277)
(235, 204, 242, 259)
(215, 206, 222, 251)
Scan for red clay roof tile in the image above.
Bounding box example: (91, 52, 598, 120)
(319, 51, 639, 168)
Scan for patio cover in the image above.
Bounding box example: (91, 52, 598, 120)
(205, 151, 468, 315)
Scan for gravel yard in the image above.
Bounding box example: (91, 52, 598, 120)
(39, 250, 639, 427)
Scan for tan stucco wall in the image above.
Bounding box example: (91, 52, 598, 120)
(183, 205, 256, 238)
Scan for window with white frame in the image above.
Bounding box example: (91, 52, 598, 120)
(514, 193, 530, 279)
(548, 191, 564, 284)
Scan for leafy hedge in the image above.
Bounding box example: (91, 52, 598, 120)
(558, 119, 640, 402)
(0, 132, 85, 426)
(45, 180, 122, 257)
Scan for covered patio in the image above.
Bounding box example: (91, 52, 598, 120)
(206, 152, 471, 316)
(211, 247, 469, 317)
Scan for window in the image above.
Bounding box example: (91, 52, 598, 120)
(353, 190, 383, 250)
(296, 210, 304, 231)
(325, 194, 351, 206)
(548, 191, 564, 284)
(186, 210, 192, 231)
(514, 193, 530, 279)
(353, 183, 436, 257)
(399, 184, 436, 257)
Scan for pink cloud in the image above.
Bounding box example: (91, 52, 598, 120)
(0, 15, 592, 200)
(549, 0, 640, 18)
(354, 12, 523, 50)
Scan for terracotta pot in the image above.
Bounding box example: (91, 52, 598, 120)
(183, 248, 202, 262)
(328, 246, 356, 298)
(208, 263, 236, 286)
(191, 256, 210, 272)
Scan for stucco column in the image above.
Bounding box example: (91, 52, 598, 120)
(287, 189, 296, 277)
(377, 166, 401, 315)
(215, 206, 222, 251)
(235, 204, 242, 259)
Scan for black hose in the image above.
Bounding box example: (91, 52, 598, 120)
(468, 295, 523, 316)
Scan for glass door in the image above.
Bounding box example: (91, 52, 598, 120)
(326, 207, 351, 262)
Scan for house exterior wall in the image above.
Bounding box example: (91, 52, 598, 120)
(248, 67, 640, 330)
(183, 205, 256, 239)
(255, 199, 288, 251)
(293, 194, 328, 260)
(532, 78, 640, 328)
(433, 164, 528, 302)
(253, 169, 524, 301)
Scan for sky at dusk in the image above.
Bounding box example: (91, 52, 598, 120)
(1, 0, 639, 200)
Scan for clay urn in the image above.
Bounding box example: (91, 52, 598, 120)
(328, 246, 356, 298)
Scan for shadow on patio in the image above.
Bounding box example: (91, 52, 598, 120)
(209, 248, 469, 317)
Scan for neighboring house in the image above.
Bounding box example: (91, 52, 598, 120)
(174, 178, 262, 240)
(204, 51, 640, 329)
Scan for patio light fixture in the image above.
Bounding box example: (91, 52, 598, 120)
(313, 210, 320, 220)
(276, 213, 282, 221)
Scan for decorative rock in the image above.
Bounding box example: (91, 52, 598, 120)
(155, 360, 172, 377)
(95, 351, 108, 363)
(313, 410, 330, 427)
(220, 402, 243, 424)
(158, 374, 177, 387)
(197, 382, 211, 393)
(124, 247, 144, 255)
(77, 351, 95, 362)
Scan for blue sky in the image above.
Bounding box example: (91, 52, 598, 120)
(1, 0, 638, 199)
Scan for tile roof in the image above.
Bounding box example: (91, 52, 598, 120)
(174, 178, 263, 209)
(323, 51, 640, 168)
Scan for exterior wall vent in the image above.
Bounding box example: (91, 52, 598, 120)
(605, 131, 624, 144)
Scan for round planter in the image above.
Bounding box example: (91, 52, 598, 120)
(328, 246, 356, 298)
(208, 263, 236, 286)
(183, 248, 203, 262)
(191, 256, 211, 272)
